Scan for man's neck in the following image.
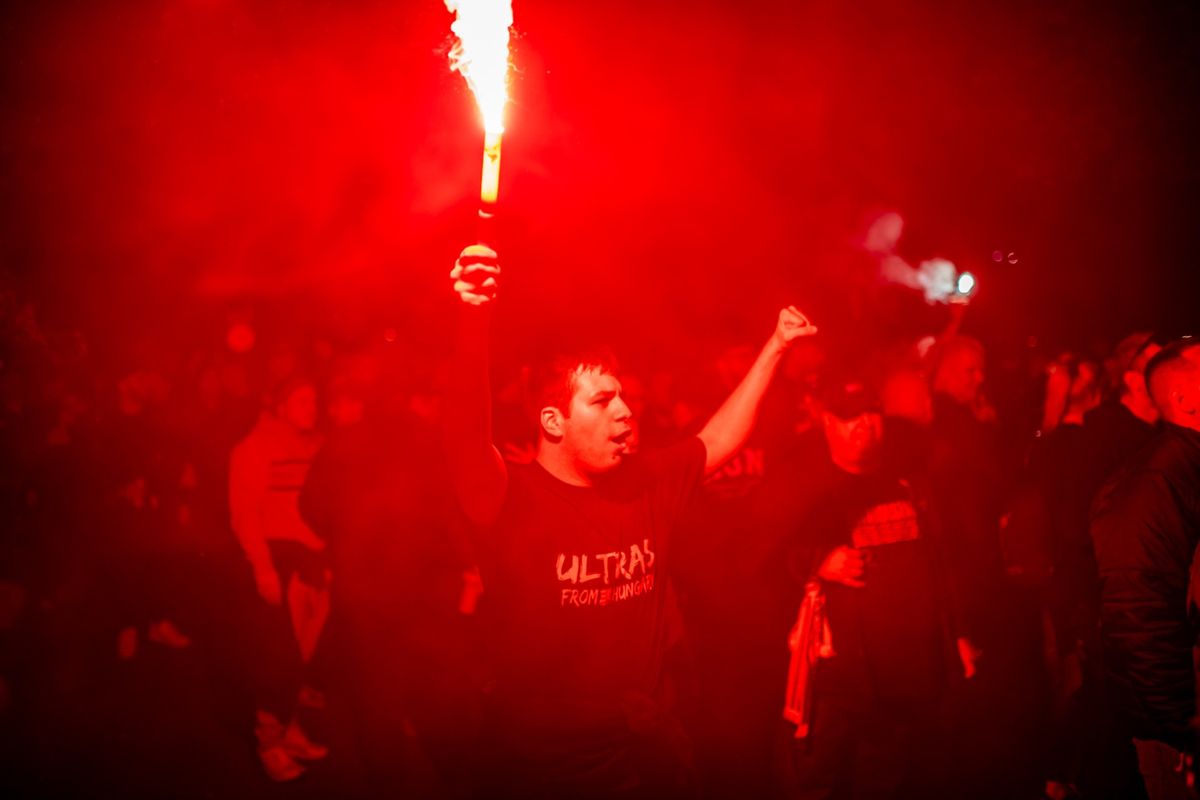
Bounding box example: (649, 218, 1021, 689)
(1163, 416, 1200, 435)
(1120, 393, 1159, 426)
(830, 453, 879, 476)
(536, 445, 593, 487)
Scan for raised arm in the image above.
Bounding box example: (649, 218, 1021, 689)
(697, 305, 817, 474)
(229, 441, 280, 604)
(443, 245, 508, 526)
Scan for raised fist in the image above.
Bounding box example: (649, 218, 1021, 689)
(774, 305, 818, 348)
(451, 244, 500, 307)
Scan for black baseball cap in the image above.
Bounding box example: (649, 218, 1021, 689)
(820, 375, 882, 420)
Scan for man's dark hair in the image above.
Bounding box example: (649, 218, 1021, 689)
(1145, 337, 1200, 409)
(526, 349, 620, 422)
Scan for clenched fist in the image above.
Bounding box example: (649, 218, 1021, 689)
(451, 245, 500, 307)
(773, 305, 818, 348)
(817, 545, 866, 588)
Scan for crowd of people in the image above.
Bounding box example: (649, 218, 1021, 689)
(0, 254, 1197, 799)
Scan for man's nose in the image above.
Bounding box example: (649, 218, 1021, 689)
(613, 397, 633, 421)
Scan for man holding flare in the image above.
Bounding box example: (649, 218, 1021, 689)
(444, 244, 817, 794)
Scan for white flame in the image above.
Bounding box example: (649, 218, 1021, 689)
(445, 0, 513, 135)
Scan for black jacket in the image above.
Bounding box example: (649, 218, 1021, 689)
(1091, 423, 1200, 750)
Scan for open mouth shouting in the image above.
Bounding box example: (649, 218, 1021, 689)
(610, 428, 633, 454)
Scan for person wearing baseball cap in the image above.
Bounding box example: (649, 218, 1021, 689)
(779, 369, 977, 797)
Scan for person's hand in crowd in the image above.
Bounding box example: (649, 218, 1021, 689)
(1041, 354, 1074, 431)
(255, 566, 283, 606)
(817, 545, 866, 588)
(957, 637, 982, 679)
(450, 245, 500, 307)
(773, 305, 818, 349)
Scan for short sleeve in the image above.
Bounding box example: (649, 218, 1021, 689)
(645, 436, 708, 525)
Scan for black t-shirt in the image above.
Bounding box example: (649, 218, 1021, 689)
(674, 422, 824, 667)
(476, 437, 706, 770)
(786, 464, 949, 703)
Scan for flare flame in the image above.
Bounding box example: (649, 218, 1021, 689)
(445, 0, 512, 207)
(445, 0, 512, 136)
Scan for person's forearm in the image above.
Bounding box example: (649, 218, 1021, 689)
(939, 303, 966, 341)
(790, 544, 832, 583)
(230, 457, 275, 574)
(444, 307, 506, 522)
(447, 308, 494, 452)
(698, 335, 785, 473)
(233, 518, 274, 576)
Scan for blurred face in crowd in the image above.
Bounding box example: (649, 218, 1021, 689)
(1068, 361, 1103, 418)
(117, 369, 169, 417)
(1123, 341, 1162, 421)
(541, 367, 634, 475)
(1150, 345, 1200, 430)
(934, 343, 985, 406)
(278, 384, 318, 431)
(882, 370, 933, 425)
(117, 375, 144, 417)
(822, 410, 883, 474)
(328, 393, 364, 428)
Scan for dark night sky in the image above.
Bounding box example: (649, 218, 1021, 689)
(1, 0, 1197, 361)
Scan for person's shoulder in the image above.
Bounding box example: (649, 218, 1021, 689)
(785, 458, 842, 508)
(1092, 434, 1182, 522)
(636, 436, 706, 475)
(647, 435, 706, 460)
(230, 420, 269, 460)
(505, 457, 539, 481)
(500, 458, 553, 502)
(1082, 401, 1120, 429)
(1113, 425, 1198, 482)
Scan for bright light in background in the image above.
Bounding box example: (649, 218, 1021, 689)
(957, 271, 976, 296)
(862, 211, 981, 305)
(445, 0, 513, 135)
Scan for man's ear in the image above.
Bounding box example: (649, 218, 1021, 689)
(540, 406, 565, 439)
(1178, 388, 1197, 418)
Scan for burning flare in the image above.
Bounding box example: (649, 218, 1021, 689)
(445, 0, 513, 206)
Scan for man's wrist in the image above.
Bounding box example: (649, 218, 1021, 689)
(459, 303, 493, 319)
(764, 334, 789, 360)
